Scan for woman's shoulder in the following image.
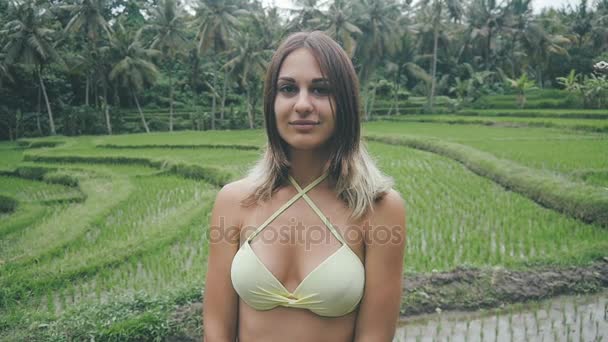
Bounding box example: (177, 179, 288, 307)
(212, 178, 257, 234)
(216, 177, 256, 205)
(377, 188, 405, 208)
(363, 188, 406, 231)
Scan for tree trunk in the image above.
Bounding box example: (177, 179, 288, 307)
(363, 80, 371, 121)
(392, 81, 401, 116)
(39, 66, 56, 135)
(37, 85, 42, 135)
(169, 65, 174, 132)
(85, 74, 90, 107)
(211, 71, 217, 130)
(369, 85, 377, 119)
(486, 28, 492, 70)
(113, 82, 120, 106)
(220, 70, 228, 120)
(94, 82, 99, 108)
(132, 91, 150, 133)
(429, 25, 439, 113)
(15, 109, 21, 139)
(517, 92, 526, 109)
(103, 82, 112, 135)
(246, 87, 254, 129)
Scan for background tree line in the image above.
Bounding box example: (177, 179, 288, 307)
(0, 0, 607, 140)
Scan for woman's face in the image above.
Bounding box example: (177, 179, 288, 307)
(274, 48, 336, 152)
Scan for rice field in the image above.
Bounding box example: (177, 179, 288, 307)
(0, 175, 83, 204)
(393, 291, 608, 342)
(367, 142, 607, 272)
(459, 108, 608, 119)
(388, 114, 608, 132)
(364, 121, 608, 185)
(0, 112, 606, 339)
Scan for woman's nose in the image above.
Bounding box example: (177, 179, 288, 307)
(294, 90, 313, 114)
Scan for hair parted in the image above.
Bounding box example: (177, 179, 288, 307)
(241, 31, 393, 222)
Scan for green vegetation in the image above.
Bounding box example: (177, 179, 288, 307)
(2, 0, 607, 139)
(1, 0, 607, 338)
(1, 115, 606, 339)
(384, 114, 608, 133)
(456, 108, 608, 119)
(366, 135, 608, 227)
(364, 121, 607, 178)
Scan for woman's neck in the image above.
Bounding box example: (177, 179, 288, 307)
(287, 148, 331, 188)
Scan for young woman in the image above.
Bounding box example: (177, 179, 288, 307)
(203, 31, 406, 342)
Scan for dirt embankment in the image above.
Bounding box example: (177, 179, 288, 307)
(400, 259, 608, 316)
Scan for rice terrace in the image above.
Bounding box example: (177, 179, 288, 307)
(1, 105, 607, 340)
(1, 0, 608, 340)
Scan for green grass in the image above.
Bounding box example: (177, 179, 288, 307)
(457, 108, 608, 119)
(386, 114, 608, 133)
(0, 203, 54, 239)
(472, 90, 578, 109)
(1, 121, 606, 339)
(92, 130, 265, 147)
(48, 147, 261, 175)
(0, 175, 83, 204)
(367, 141, 607, 272)
(367, 134, 608, 227)
(0, 142, 24, 171)
(1, 175, 215, 305)
(0, 174, 134, 268)
(364, 121, 608, 176)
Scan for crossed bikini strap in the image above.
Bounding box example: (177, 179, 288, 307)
(246, 171, 347, 245)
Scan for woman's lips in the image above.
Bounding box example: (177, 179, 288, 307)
(289, 120, 319, 132)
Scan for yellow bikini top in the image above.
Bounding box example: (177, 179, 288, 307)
(230, 171, 365, 317)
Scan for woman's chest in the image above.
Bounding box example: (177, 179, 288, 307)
(238, 188, 366, 288)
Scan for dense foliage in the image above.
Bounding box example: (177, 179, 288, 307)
(0, 0, 607, 139)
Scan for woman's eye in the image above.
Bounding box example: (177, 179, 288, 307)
(312, 87, 330, 96)
(279, 85, 297, 93)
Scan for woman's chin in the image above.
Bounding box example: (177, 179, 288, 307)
(286, 139, 330, 152)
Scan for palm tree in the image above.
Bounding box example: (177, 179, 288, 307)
(519, 20, 570, 87)
(107, 23, 160, 133)
(2, 0, 61, 135)
(287, 0, 325, 32)
(416, 0, 463, 112)
(464, 0, 509, 71)
(144, 0, 188, 132)
(590, 0, 608, 53)
(0, 54, 12, 88)
(356, 0, 402, 119)
(505, 72, 537, 108)
(61, 0, 112, 108)
(191, 0, 244, 129)
(319, 0, 362, 57)
(0, 51, 16, 140)
(503, 0, 533, 77)
(223, 31, 269, 129)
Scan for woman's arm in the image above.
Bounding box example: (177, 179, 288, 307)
(203, 182, 243, 342)
(353, 189, 407, 342)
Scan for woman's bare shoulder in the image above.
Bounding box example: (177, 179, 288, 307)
(215, 177, 256, 207)
(362, 188, 405, 232)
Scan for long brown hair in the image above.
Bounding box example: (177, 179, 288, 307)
(242, 31, 393, 222)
